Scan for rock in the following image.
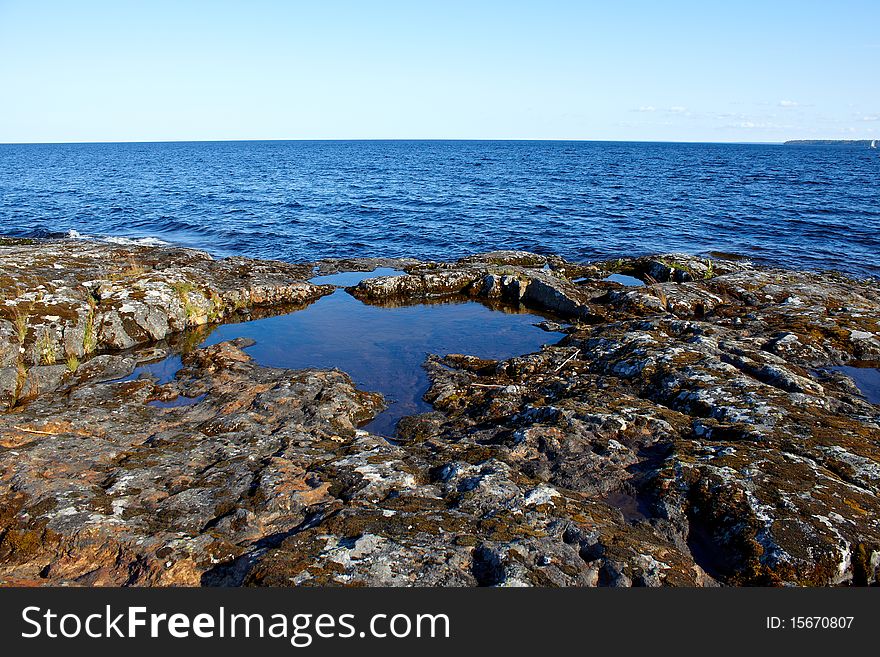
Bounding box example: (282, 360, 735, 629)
(0, 239, 332, 378)
(313, 257, 421, 275)
(534, 320, 568, 333)
(0, 340, 384, 585)
(521, 274, 594, 319)
(19, 364, 68, 401)
(0, 367, 19, 408)
(1, 242, 879, 587)
(350, 256, 606, 323)
(350, 270, 485, 301)
(345, 250, 880, 585)
(395, 412, 446, 442)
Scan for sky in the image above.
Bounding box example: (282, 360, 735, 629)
(1, 0, 878, 143)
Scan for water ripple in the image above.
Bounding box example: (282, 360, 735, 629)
(0, 140, 878, 277)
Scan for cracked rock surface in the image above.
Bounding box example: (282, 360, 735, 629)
(1, 240, 878, 586)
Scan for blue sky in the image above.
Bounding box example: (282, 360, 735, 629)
(1, 0, 878, 143)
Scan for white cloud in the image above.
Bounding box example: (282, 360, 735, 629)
(778, 100, 799, 108)
(726, 120, 794, 130)
(861, 115, 879, 122)
(634, 105, 656, 112)
(668, 106, 687, 113)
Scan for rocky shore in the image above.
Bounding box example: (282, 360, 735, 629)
(1, 238, 878, 586)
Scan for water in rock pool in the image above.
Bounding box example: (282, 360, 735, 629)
(833, 366, 880, 405)
(129, 269, 563, 436)
(603, 273, 645, 287)
(123, 354, 183, 385)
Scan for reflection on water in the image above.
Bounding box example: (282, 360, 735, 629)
(603, 273, 645, 287)
(122, 354, 183, 385)
(178, 269, 563, 436)
(309, 267, 404, 287)
(833, 366, 880, 405)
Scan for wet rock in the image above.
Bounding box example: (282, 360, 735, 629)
(395, 412, 446, 442)
(534, 320, 569, 333)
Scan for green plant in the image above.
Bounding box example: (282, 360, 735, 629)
(658, 257, 704, 279)
(13, 308, 28, 343)
(36, 327, 56, 365)
(207, 290, 224, 323)
(13, 360, 28, 405)
(82, 310, 97, 354)
(704, 258, 715, 279)
(65, 354, 80, 373)
(109, 258, 148, 280)
(170, 281, 200, 321)
(170, 281, 195, 296)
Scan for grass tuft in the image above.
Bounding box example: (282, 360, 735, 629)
(82, 309, 97, 354)
(704, 258, 715, 279)
(170, 281, 200, 321)
(644, 273, 669, 311)
(207, 290, 224, 322)
(109, 258, 148, 280)
(13, 308, 28, 344)
(13, 360, 28, 405)
(36, 327, 56, 365)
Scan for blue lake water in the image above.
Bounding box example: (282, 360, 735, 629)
(833, 366, 880, 405)
(1, 140, 879, 277)
(603, 273, 645, 287)
(125, 269, 562, 436)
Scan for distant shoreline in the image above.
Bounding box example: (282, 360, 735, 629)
(784, 139, 876, 146)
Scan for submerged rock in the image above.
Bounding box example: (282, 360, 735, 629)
(1, 241, 879, 586)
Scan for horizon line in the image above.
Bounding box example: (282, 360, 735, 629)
(0, 137, 797, 146)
